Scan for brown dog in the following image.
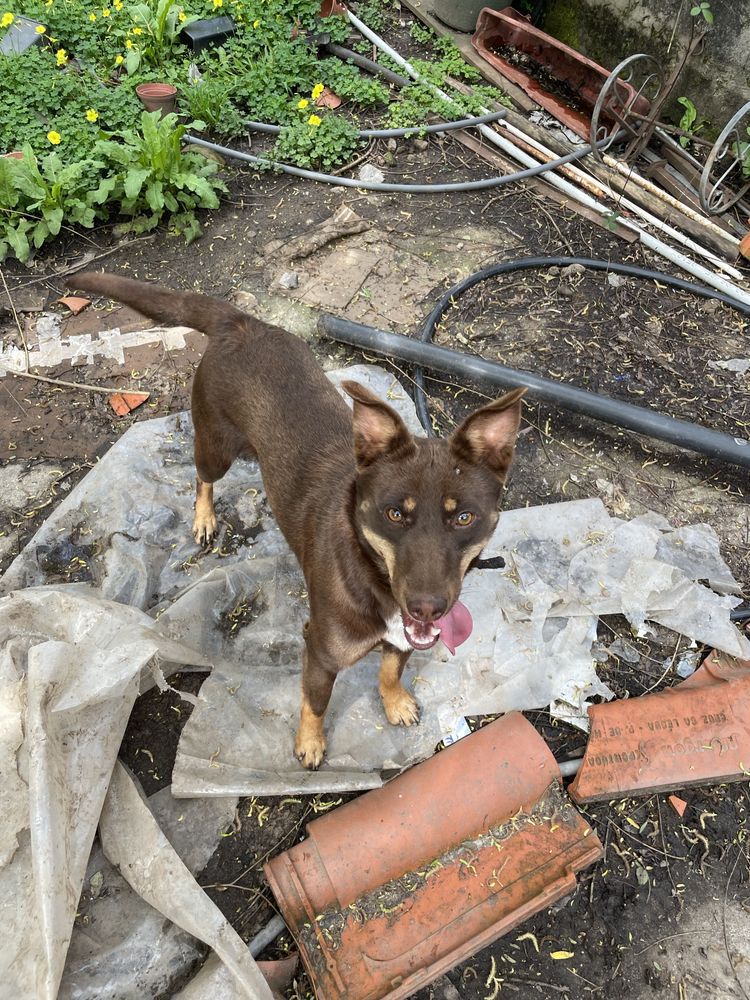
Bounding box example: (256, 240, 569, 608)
(69, 272, 525, 768)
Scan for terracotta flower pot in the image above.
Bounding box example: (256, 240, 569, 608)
(135, 83, 178, 116)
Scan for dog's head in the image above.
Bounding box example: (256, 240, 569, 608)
(344, 380, 525, 652)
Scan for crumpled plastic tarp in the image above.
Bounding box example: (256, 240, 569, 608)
(3, 368, 748, 796)
(0, 587, 214, 1000)
(1, 365, 748, 996)
(99, 762, 273, 1000)
(60, 787, 238, 1000)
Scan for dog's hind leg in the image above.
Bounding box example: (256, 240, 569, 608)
(379, 643, 419, 726)
(191, 369, 250, 545)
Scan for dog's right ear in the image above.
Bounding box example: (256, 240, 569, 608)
(342, 380, 415, 467)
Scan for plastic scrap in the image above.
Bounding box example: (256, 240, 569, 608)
(0, 587, 211, 1000)
(61, 787, 239, 999)
(99, 762, 273, 1000)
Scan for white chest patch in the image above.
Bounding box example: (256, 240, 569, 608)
(382, 613, 412, 652)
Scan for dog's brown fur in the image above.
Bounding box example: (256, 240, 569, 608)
(69, 272, 525, 767)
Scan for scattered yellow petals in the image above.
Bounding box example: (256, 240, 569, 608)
(550, 951, 575, 960)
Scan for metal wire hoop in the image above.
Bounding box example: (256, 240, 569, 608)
(589, 53, 664, 162)
(700, 100, 750, 215)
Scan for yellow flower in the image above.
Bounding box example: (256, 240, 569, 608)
(35, 23, 46, 33)
(296, 98, 309, 110)
(85, 108, 99, 122)
(102, 7, 110, 15)
(132, 25, 142, 33)
(115, 53, 123, 64)
(178, 9, 185, 20)
(89, 11, 97, 20)
(1, 11, 14, 27)
(311, 83, 324, 101)
(55, 47, 67, 64)
(213, 0, 222, 7)
(47, 130, 62, 145)
(113, 0, 122, 8)
(125, 37, 132, 47)
(45, 0, 53, 6)
(307, 114, 322, 127)
(252, 17, 260, 27)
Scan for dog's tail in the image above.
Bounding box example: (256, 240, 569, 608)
(68, 271, 244, 338)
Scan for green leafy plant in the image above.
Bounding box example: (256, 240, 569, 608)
(676, 96, 708, 148)
(93, 110, 227, 241)
(183, 78, 245, 136)
(0, 147, 109, 261)
(690, 2, 713, 25)
(0, 47, 142, 161)
(271, 112, 360, 172)
(125, 0, 198, 73)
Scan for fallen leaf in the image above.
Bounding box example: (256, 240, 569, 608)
(57, 295, 91, 315)
(109, 391, 150, 416)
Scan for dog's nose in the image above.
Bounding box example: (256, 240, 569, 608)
(407, 595, 448, 622)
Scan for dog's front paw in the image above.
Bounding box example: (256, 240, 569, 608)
(382, 685, 420, 727)
(294, 731, 327, 770)
(192, 511, 217, 545)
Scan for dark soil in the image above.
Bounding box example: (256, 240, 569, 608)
(1, 7, 750, 1000)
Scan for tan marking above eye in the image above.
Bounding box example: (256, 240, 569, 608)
(444, 497, 457, 513)
(403, 496, 416, 513)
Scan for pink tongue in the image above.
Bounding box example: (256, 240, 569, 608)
(434, 600, 473, 656)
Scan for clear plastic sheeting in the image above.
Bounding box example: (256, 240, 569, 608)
(99, 763, 273, 1000)
(60, 790, 239, 999)
(0, 587, 211, 1000)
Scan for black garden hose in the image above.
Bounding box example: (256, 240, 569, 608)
(319, 256, 750, 470)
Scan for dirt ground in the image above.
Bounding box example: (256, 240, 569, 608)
(2, 17, 750, 1000)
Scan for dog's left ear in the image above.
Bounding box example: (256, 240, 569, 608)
(342, 380, 415, 467)
(450, 387, 526, 480)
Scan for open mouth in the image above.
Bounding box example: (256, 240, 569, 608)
(401, 600, 473, 655)
(402, 614, 442, 650)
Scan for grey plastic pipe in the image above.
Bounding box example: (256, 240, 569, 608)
(319, 314, 750, 469)
(244, 108, 509, 138)
(185, 133, 600, 193)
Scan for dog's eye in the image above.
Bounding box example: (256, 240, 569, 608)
(455, 511, 476, 527)
(385, 506, 404, 523)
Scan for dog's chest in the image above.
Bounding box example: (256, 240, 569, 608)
(382, 613, 412, 652)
